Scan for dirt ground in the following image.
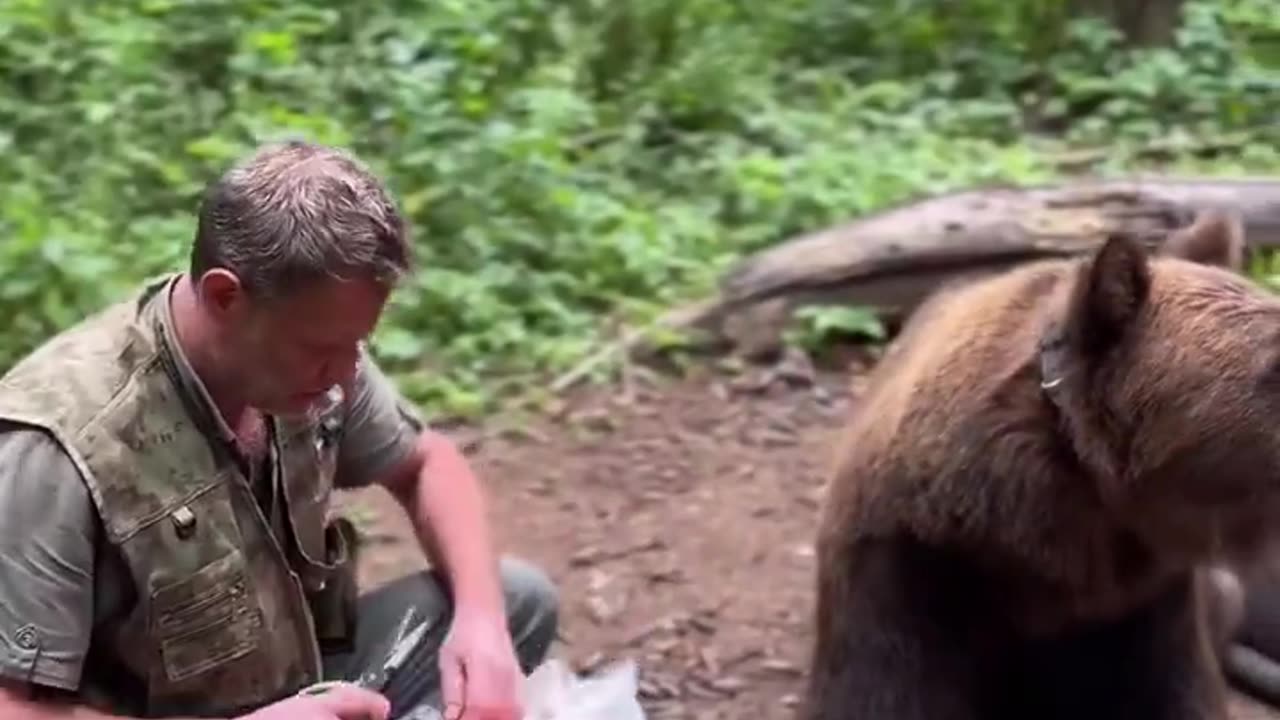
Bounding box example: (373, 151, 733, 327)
(336, 347, 1280, 719)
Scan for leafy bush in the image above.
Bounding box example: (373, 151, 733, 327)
(1, 0, 1277, 416)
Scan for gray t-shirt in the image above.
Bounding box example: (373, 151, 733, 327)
(0, 287, 424, 695)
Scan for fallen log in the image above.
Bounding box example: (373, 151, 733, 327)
(673, 175, 1280, 358)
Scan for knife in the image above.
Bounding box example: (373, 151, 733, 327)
(298, 606, 432, 697)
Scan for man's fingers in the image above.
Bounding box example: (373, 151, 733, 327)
(454, 662, 520, 720)
(311, 683, 392, 720)
(440, 654, 467, 720)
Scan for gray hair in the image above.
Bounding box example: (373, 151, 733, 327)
(190, 139, 412, 299)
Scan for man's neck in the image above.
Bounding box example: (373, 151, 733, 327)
(169, 274, 251, 428)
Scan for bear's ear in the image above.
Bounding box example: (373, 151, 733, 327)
(1065, 233, 1152, 354)
(1160, 209, 1246, 272)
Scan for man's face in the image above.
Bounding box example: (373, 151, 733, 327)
(200, 272, 392, 419)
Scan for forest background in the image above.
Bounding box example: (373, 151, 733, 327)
(2, 0, 1277, 419)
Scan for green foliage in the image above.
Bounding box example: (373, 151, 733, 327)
(1, 0, 1278, 417)
(1249, 250, 1280, 294)
(786, 306, 888, 355)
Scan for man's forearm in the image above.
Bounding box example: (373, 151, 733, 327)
(396, 431, 506, 615)
(0, 682, 216, 720)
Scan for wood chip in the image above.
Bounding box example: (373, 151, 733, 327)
(569, 538, 666, 567)
(698, 646, 721, 675)
(759, 658, 802, 676)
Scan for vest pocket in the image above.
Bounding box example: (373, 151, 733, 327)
(151, 551, 263, 683)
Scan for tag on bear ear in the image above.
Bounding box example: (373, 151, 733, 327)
(1067, 232, 1152, 354)
(1160, 209, 1246, 272)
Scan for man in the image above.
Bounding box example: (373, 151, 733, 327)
(0, 140, 558, 719)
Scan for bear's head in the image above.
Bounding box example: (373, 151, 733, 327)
(1041, 209, 1280, 562)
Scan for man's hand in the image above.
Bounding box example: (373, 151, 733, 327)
(439, 608, 524, 720)
(240, 683, 390, 720)
(379, 429, 524, 719)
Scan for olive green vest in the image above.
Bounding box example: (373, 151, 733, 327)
(0, 278, 355, 717)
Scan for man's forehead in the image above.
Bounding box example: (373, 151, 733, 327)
(255, 281, 385, 339)
(258, 275, 388, 308)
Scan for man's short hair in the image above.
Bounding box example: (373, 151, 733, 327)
(191, 139, 412, 298)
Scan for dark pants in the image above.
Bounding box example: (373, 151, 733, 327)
(321, 556, 559, 719)
(1222, 561, 1280, 709)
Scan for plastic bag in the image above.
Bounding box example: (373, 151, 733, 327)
(396, 704, 444, 719)
(392, 658, 646, 720)
(520, 658, 647, 720)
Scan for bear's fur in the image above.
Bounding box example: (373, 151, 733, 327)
(800, 210, 1280, 720)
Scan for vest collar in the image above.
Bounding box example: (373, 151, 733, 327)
(150, 274, 239, 448)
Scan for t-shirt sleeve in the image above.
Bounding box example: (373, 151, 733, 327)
(0, 424, 97, 691)
(334, 348, 426, 490)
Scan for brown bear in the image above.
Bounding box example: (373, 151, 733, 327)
(799, 209, 1280, 720)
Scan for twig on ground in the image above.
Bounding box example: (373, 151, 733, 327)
(549, 307, 703, 395)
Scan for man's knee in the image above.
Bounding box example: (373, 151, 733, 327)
(499, 556, 559, 667)
(500, 556, 559, 627)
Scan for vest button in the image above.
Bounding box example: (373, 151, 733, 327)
(14, 626, 38, 650)
(171, 506, 197, 540)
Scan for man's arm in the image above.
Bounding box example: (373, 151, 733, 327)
(334, 352, 505, 614)
(380, 432, 506, 615)
(0, 677, 391, 720)
(335, 351, 521, 717)
(0, 428, 237, 720)
(0, 419, 393, 720)
(0, 426, 99, 693)
(0, 428, 217, 719)
(0, 679, 206, 720)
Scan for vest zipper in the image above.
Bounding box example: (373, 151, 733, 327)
(229, 461, 325, 685)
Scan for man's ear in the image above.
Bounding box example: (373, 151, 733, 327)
(1065, 233, 1152, 355)
(195, 269, 250, 321)
(1160, 209, 1246, 272)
